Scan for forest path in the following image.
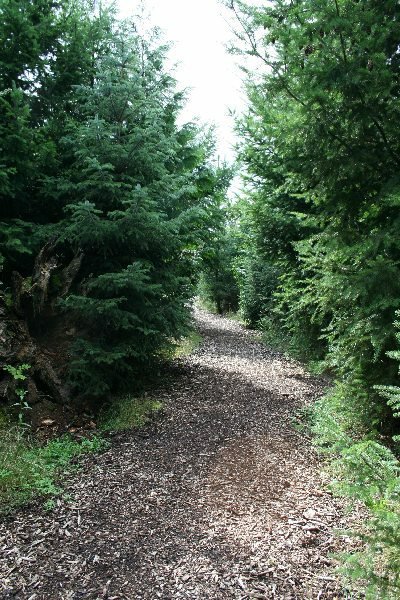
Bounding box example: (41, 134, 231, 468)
(0, 309, 359, 599)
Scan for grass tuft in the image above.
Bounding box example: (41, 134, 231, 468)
(99, 395, 162, 432)
(0, 428, 106, 514)
(172, 331, 202, 358)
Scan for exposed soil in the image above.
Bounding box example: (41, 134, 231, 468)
(0, 309, 363, 599)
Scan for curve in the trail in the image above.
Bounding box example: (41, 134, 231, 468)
(0, 309, 360, 599)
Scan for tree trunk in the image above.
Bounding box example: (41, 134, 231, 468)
(0, 244, 84, 414)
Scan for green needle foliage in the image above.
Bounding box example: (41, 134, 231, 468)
(0, 0, 225, 402)
(376, 313, 400, 432)
(227, 0, 400, 425)
(51, 25, 210, 396)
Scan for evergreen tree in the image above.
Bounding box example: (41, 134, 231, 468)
(0, 0, 112, 280)
(229, 0, 400, 384)
(0, 1, 224, 403)
(51, 25, 221, 397)
(228, 3, 400, 590)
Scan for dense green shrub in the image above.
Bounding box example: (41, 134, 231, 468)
(228, 0, 400, 423)
(376, 312, 400, 442)
(198, 225, 239, 315)
(235, 254, 278, 326)
(309, 313, 400, 597)
(311, 385, 400, 599)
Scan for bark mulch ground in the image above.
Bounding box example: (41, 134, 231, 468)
(0, 309, 363, 599)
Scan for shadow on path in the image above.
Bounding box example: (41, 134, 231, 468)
(0, 309, 361, 599)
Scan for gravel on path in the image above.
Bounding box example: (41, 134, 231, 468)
(0, 309, 362, 599)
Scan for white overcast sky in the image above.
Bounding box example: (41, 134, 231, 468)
(117, 0, 248, 163)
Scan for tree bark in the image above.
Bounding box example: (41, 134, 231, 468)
(0, 244, 84, 411)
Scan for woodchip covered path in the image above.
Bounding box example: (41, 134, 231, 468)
(0, 309, 360, 599)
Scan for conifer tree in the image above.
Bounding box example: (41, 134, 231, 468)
(0, 1, 223, 403)
(229, 0, 400, 386)
(47, 24, 221, 397)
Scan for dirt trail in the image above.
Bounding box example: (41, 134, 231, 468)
(0, 309, 360, 599)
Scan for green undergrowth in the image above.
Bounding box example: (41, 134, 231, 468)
(172, 330, 202, 358)
(98, 325, 204, 432)
(311, 385, 400, 599)
(99, 395, 163, 432)
(259, 315, 326, 374)
(0, 393, 163, 514)
(156, 329, 203, 362)
(226, 311, 244, 324)
(0, 426, 105, 515)
(99, 327, 203, 432)
(0, 327, 199, 514)
(196, 295, 218, 314)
